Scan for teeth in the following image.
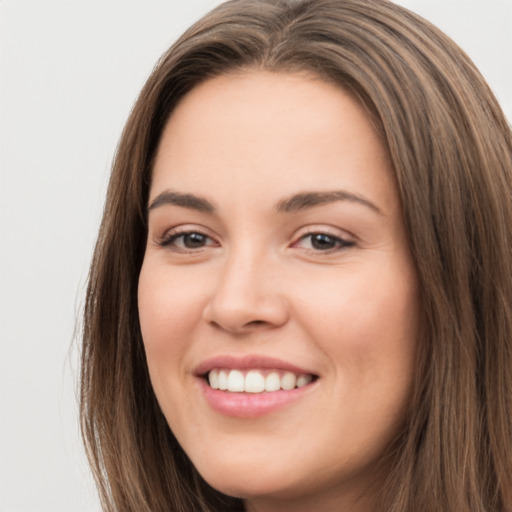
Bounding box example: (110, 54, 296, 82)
(207, 369, 314, 393)
(218, 370, 228, 390)
(296, 374, 313, 388)
(245, 370, 265, 393)
(208, 370, 219, 389)
(265, 372, 281, 392)
(281, 371, 296, 390)
(227, 369, 245, 392)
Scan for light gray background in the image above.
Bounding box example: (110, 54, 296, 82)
(1, 1, 511, 511)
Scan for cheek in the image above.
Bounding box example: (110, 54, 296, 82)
(138, 263, 204, 373)
(297, 263, 417, 334)
(293, 260, 419, 384)
(137, 262, 209, 436)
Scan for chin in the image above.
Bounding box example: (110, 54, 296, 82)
(196, 459, 303, 500)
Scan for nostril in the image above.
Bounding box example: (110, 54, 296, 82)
(203, 294, 289, 333)
(209, 318, 270, 334)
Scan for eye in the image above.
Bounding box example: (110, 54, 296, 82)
(293, 232, 355, 252)
(159, 230, 218, 251)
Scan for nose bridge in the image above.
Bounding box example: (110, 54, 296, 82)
(204, 240, 288, 332)
(222, 242, 261, 294)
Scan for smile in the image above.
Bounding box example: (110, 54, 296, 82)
(208, 368, 315, 393)
(195, 355, 319, 417)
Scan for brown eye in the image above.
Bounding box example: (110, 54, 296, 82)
(181, 232, 209, 248)
(310, 233, 338, 250)
(294, 232, 355, 252)
(160, 231, 217, 251)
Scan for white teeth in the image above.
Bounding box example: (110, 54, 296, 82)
(227, 369, 245, 392)
(245, 370, 266, 393)
(281, 371, 296, 390)
(296, 374, 313, 388)
(264, 372, 281, 392)
(218, 370, 228, 390)
(208, 370, 219, 389)
(207, 369, 314, 393)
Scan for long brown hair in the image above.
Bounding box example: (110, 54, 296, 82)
(80, 1, 512, 510)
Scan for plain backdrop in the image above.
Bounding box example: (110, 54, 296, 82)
(1, 1, 511, 511)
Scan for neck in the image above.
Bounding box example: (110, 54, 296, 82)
(244, 474, 378, 512)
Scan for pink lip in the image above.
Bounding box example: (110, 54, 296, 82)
(194, 354, 319, 418)
(198, 379, 317, 418)
(194, 354, 316, 376)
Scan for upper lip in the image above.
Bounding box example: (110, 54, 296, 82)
(194, 354, 318, 377)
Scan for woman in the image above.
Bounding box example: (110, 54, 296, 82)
(80, 0, 512, 510)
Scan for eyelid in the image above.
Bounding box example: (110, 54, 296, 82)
(157, 224, 220, 251)
(291, 224, 355, 242)
(290, 225, 356, 252)
(153, 223, 355, 254)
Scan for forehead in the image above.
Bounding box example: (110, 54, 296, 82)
(150, 71, 397, 215)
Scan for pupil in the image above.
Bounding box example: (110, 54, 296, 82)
(311, 234, 335, 250)
(184, 233, 206, 248)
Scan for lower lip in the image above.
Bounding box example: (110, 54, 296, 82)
(198, 378, 317, 418)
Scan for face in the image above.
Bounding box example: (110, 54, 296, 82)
(138, 71, 420, 512)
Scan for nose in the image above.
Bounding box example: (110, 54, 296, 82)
(202, 249, 289, 334)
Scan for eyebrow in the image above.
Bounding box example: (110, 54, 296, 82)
(276, 190, 382, 215)
(147, 189, 382, 215)
(148, 190, 215, 213)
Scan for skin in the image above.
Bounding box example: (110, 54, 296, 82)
(138, 71, 420, 512)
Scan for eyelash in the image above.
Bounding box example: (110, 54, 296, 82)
(293, 232, 355, 253)
(158, 229, 216, 252)
(158, 229, 355, 254)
